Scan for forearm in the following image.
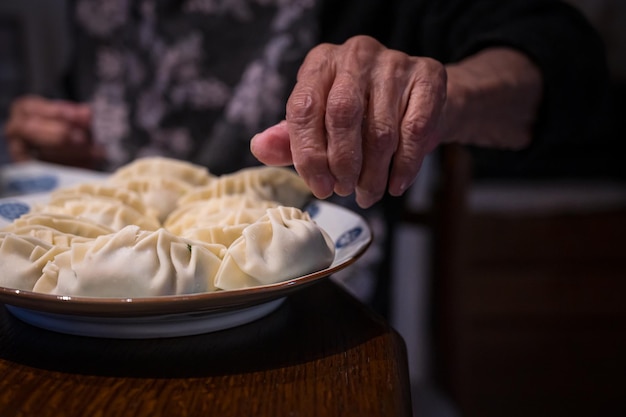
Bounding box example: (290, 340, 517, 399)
(439, 47, 543, 150)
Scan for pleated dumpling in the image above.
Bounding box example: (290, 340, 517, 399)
(165, 195, 280, 246)
(168, 212, 266, 247)
(111, 176, 195, 223)
(178, 166, 312, 208)
(0, 232, 67, 291)
(214, 206, 335, 290)
(33, 225, 225, 298)
(107, 157, 215, 222)
(166, 195, 277, 225)
(45, 182, 158, 219)
(109, 156, 214, 187)
(180, 225, 247, 248)
(6, 225, 93, 247)
(33, 199, 161, 231)
(4, 213, 114, 238)
(164, 195, 278, 236)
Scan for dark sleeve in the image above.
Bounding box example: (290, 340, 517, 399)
(318, 0, 610, 178)
(56, 0, 80, 101)
(417, 0, 609, 177)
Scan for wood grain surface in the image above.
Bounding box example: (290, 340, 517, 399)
(0, 280, 413, 417)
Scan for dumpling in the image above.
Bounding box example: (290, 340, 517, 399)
(45, 182, 158, 219)
(33, 225, 225, 298)
(167, 207, 268, 238)
(178, 166, 312, 208)
(0, 232, 67, 291)
(165, 196, 279, 245)
(33, 199, 161, 231)
(4, 213, 114, 238)
(214, 206, 335, 290)
(166, 208, 259, 239)
(107, 157, 215, 221)
(164, 195, 278, 236)
(110, 176, 194, 223)
(109, 156, 214, 187)
(180, 225, 248, 248)
(166, 194, 277, 224)
(6, 225, 93, 247)
(168, 210, 270, 247)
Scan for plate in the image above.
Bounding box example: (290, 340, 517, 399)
(5, 298, 286, 339)
(0, 197, 371, 338)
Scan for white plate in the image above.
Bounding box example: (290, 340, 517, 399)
(0, 197, 372, 338)
(5, 298, 286, 339)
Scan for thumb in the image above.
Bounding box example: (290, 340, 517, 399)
(250, 120, 293, 166)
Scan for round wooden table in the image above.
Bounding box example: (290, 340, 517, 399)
(0, 279, 413, 417)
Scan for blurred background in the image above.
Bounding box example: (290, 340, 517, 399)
(0, 1, 625, 417)
(392, 1, 626, 416)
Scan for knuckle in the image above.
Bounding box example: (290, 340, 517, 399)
(332, 143, 361, 169)
(383, 49, 412, 68)
(326, 89, 362, 130)
(292, 138, 325, 170)
(366, 120, 397, 153)
(397, 151, 422, 172)
(305, 42, 334, 59)
(287, 87, 320, 125)
(410, 56, 447, 86)
(329, 146, 361, 181)
(401, 114, 431, 141)
(298, 44, 334, 77)
(344, 35, 382, 52)
(417, 56, 446, 74)
(414, 78, 439, 99)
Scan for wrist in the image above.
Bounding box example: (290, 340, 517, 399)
(439, 47, 543, 150)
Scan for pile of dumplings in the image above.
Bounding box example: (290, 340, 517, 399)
(0, 157, 336, 298)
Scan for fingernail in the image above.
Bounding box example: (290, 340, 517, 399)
(249, 133, 258, 145)
(356, 195, 374, 209)
(390, 179, 410, 196)
(355, 188, 380, 209)
(310, 174, 334, 199)
(249, 134, 260, 156)
(334, 180, 356, 197)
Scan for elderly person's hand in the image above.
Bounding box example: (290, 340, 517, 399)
(4, 95, 102, 168)
(251, 36, 542, 208)
(251, 35, 447, 208)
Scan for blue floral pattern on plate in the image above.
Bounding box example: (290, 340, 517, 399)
(0, 201, 30, 221)
(305, 201, 319, 218)
(5, 175, 58, 195)
(336, 227, 363, 249)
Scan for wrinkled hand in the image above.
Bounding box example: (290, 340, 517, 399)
(251, 35, 447, 208)
(4, 95, 102, 168)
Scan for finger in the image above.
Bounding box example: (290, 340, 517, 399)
(14, 96, 66, 119)
(8, 97, 90, 145)
(250, 121, 293, 166)
(14, 96, 91, 128)
(355, 54, 406, 208)
(286, 45, 336, 199)
(6, 114, 80, 147)
(6, 134, 32, 162)
(389, 60, 447, 196)
(324, 68, 366, 197)
(65, 103, 92, 129)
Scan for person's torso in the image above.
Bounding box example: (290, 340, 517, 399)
(68, 0, 321, 173)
